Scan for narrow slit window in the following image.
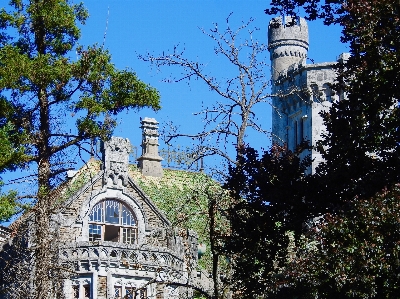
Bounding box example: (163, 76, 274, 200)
(300, 118, 304, 142)
(72, 285, 79, 299)
(114, 286, 122, 299)
(126, 287, 134, 299)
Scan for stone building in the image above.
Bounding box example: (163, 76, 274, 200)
(268, 16, 349, 172)
(0, 227, 9, 245)
(0, 117, 212, 299)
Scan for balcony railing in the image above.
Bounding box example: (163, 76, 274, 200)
(59, 241, 185, 273)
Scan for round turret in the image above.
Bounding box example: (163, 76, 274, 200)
(268, 16, 309, 81)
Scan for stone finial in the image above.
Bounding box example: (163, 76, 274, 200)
(137, 117, 163, 177)
(102, 137, 131, 188)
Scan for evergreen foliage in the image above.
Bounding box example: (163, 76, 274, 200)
(0, 0, 160, 219)
(0, 1, 160, 297)
(225, 1, 400, 298)
(226, 144, 312, 297)
(285, 185, 400, 299)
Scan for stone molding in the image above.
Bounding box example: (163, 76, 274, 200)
(271, 49, 307, 58)
(60, 243, 185, 273)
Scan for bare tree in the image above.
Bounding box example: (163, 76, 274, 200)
(140, 13, 272, 168)
(140, 14, 272, 298)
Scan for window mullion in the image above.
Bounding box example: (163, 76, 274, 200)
(102, 201, 105, 222)
(119, 202, 122, 225)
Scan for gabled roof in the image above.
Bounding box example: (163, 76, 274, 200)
(59, 158, 216, 235)
(59, 158, 172, 228)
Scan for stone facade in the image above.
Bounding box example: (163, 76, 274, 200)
(58, 134, 210, 299)
(0, 121, 212, 299)
(0, 226, 9, 244)
(268, 16, 349, 173)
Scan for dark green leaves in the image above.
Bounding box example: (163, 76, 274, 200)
(0, 0, 160, 219)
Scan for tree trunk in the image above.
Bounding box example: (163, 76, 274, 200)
(35, 86, 52, 299)
(32, 4, 54, 297)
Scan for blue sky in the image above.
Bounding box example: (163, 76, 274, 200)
(1, 1, 348, 221)
(76, 1, 348, 164)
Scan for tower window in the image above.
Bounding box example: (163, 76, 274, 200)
(72, 284, 90, 299)
(89, 200, 137, 244)
(125, 287, 147, 299)
(114, 286, 122, 299)
(323, 83, 334, 102)
(300, 118, 304, 142)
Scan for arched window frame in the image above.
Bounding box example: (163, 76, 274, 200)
(88, 199, 138, 244)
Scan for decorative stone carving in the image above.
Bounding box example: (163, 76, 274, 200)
(102, 137, 131, 188)
(137, 117, 163, 177)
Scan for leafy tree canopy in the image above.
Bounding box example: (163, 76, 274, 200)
(266, 0, 400, 202)
(0, 0, 160, 221)
(225, 145, 312, 297)
(0, 1, 160, 296)
(279, 185, 400, 299)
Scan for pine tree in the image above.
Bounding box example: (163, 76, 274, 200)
(0, 1, 160, 297)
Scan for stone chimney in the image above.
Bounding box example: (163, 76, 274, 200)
(137, 117, 163, 177)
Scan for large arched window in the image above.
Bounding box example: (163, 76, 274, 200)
(88, 200, 137, 244)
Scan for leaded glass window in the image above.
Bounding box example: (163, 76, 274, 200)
(88, 200, 137, 244)
(126, 288, 134, 299)
(122, 228, 137, 244)
(89, 224, 101, 242)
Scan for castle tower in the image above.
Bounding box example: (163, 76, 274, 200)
(268, 16, 344, 173)
(268, 16, 309, 82)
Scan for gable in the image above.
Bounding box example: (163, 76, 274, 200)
(58, 165, 171, 243)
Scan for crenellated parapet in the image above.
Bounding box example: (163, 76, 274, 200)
(268, 16, 309, 48)
(268, 16, 309, 81)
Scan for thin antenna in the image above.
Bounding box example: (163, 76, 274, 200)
(102, 6, 110, 48)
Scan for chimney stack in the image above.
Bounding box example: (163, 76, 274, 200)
(137, 117, 163, 177)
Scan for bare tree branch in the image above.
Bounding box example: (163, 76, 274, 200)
(140, 14, 274, 168)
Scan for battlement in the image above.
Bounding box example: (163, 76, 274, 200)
(268, 16, 309, 81)
(268, 16, 309, 51)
